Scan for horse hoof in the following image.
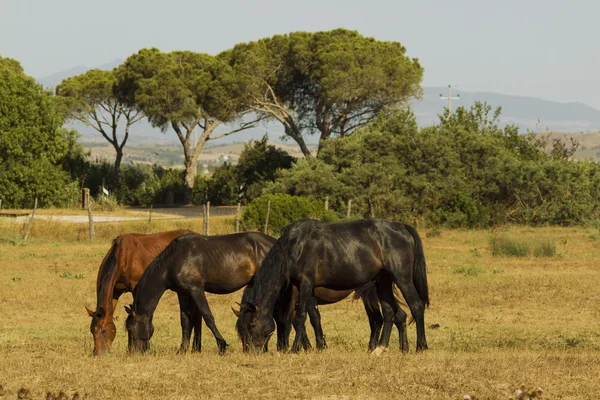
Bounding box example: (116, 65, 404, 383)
(371, 347, 387, 356)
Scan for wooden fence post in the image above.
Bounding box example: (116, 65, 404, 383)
(264, 200, 271, 234)
(235, 202, 241, 233)
(202, 204, 207, 235)
(324, 196, 329, 211)
(346, 199, 352, 219)
(23, 197, 38, 240)
(87, 201, 95, 241)
(82, 188, 90, 210)
(0, 199, 3, 211)
(203, 201, 210, 235)
(145, 205, 153, 234)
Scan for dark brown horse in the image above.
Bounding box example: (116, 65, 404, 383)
(236, 219, 429, 353)
(86, 229, 196, 355)
(125, 232, 390, 354)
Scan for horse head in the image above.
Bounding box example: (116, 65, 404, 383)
(235, 302, 274, 354)
(86, 306, 116, 356)
(124, 304, 153, 354)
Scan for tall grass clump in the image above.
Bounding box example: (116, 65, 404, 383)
(490, 235, 556, 258)
(490, 235, 530, 257)
(532, 240, 556, 257)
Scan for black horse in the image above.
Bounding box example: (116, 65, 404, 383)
(236, 219, 429, 353)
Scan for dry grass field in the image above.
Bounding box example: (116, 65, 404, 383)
(1, 221, 600, 399)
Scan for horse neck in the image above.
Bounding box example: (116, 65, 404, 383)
(133, 270, 169, 319)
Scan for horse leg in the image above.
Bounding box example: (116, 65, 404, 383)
(360, 287, 384, 352)
(387, 264, 427, 351)
(307, 296, 326, 350)
(275, 287, 294, 352)
(393, 304, 409, 353)
(187, 287, 227, 354)
(374, 279, 398, 350)
(176, 292, 194, 354)
(290, 279, 313, 353)
(191, 301, 203, 352)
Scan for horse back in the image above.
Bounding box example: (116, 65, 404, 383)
(289, 219, 413, 289)
(112, 229, 194, 291)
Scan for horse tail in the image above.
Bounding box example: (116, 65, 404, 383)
(404, 224, 429, 308)
(353, 281, 380, 313)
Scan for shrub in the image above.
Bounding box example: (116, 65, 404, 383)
(241, 194, 337, 236)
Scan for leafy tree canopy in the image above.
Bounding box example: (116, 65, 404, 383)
(221, 28, 423, 156)
(0, 57, 79, 208)
(116, 48, 258, 200)
(56, 69, 143, 181)
(268, 103, 600, 227)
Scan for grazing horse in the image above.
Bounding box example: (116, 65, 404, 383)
(236, 219, 429, 353)
(125, 232, 275, 354)
(86, 230, 196, 355)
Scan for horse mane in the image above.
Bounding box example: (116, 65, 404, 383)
(241, 226, 296, 307)
(95, 238, 119, 309)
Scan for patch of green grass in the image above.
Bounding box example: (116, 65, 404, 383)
(59, 272, 84, 279)
(470, 248, 481, 257)
(490, 235, 556, 258)
(533, 241, 556, 257)
(563, 336, 583, 348)
(426, 228, 442, 238)
(11, 276, 21, 282)
(490, 235, 530, 257)
(452, 266, 483, 276)
(493, 268, 505, 274)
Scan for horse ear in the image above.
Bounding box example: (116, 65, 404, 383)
(231, 306, 240, 317)
(85, 306, 95, 317)
(97, 307, 106, 318)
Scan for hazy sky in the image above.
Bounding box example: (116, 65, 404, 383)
(1, 0, 599, 108)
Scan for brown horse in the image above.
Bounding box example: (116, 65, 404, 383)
(86, 229, 195, 355)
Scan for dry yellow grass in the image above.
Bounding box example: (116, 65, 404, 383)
(0, 225, 599, 399)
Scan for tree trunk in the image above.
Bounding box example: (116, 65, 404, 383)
(114, 148, 123, 186)
(184, 157, 196, 205)
(284, 125, 313, 158)
(317, 135, 331, 156)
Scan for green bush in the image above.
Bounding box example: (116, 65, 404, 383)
(241, 194, 337, 236)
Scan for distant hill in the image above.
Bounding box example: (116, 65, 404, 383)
(39, 63, 600, 150)
(415, 87, 600, 132)
(37, 59, 123, 88)
(534, 131, 600, 162)
(82, 138, 317, 168)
